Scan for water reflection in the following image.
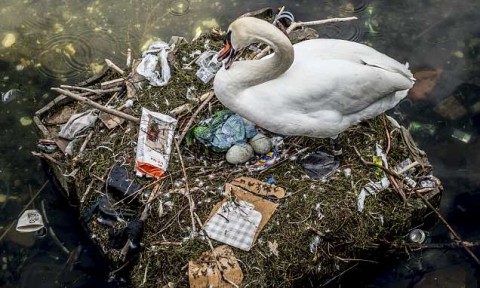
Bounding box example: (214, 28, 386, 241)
(1, 0, 480, 287)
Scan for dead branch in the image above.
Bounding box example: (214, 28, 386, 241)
(105, 59, 125, 75)
(51, 88, 140, 123)
(254, 16, 357, 59)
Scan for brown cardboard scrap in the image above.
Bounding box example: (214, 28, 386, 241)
(188, 245, 243, 288)
(231, 176, 285, 199)
(99, 111, 125, 129)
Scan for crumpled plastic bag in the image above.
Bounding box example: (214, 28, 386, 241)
(59, 110, 98, 140)
(357, 144, 391, 212)
(193, 110, 257, 152)
(1, 89, 22, 103)
(195, 50, 222, 83)
(136, 41, 171, 86)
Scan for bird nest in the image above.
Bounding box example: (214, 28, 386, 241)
(34, 14, 442, 288)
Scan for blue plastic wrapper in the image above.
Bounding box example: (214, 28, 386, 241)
(193, 110, 257, 152)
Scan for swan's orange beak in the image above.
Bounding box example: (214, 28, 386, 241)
(217, 31, 236, 70)
(217, 41, 231, 61)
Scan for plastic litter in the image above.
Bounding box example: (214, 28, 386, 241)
(195, 50, 222, 83)
(135, 108, 177, 178)
(193, 110, 257, 152)
(107, 164, 143, 200)
(408, 228, 427, 243)
(1, 89, 22, 103)
(59, 110, 98, 140)
(451, 128, 472, 144)
(302, 151, 340, 179)
(357, 144, 390, 212)
(136, 41, 171, 86)
(248, 148, 279, 171)
(16, 209, 44, 233)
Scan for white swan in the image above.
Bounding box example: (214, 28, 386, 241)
(213, 17, 415, 140)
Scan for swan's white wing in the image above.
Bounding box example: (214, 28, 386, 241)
(293, 39, 415, 81)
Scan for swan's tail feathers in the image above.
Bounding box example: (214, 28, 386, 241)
(395, 89, 409, 103)
(404, 61, 416, 82)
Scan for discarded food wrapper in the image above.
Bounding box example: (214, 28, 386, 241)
(136, 41, 171, 86)
(135, 108, 177, 178)
(357, 144, 390, 212)
(195, 50, 222, 84)
(248, 148, 279, 171)
(193, 110, 257, 152)
(16, 209, 44, 233)
(59, 110, 98, 140)
(205, 200, 262, 251)
(188, 245, 244, 288)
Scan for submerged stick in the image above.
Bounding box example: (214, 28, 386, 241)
(414, 190, 480, 266)
(51, 88, 140, 123)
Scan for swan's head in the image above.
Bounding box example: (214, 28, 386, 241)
(217, 17, 264, 69)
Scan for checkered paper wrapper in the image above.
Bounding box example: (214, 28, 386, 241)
(204, 200, 262, 251)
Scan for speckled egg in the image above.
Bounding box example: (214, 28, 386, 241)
(226, 143, 254, 164)
(249, 133, 272, 155)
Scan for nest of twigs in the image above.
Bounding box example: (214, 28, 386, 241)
(34, 12, 442, 288)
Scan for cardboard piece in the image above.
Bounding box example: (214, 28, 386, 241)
(99, 111, 125, 129)
(188, 245, 243, 288)
(230, 176, 285, 199)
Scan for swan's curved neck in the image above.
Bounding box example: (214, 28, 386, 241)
(228, 24, 294, 88)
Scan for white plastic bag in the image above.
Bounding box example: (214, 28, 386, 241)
(136, 41, 171, 86)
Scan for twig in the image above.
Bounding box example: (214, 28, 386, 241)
(320, 263, 358, 287)
(0, 181, 49, 242)
(80, 179, 95, 203)
(254, 16, 357, 59)
(382, 116, 391, 155)
(174, 139, 196, 233)
(414, 190, 480, 266)
(177, 91, 215, 144)
(396, 161, 420, 176)
(51, 88, 140, 123)
(335, 256, 378, 264)
(32, 151, 64, 166)
(353, 146, 402, 180)
(126, 48, 132, 68)
(286, 17, 358, 33)
(105, 59, 125, 75)
(194, 213, 240, 288)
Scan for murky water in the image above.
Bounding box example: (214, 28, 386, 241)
(1, 0, 479, 287)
